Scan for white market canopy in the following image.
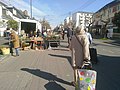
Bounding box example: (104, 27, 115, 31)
(19, 19, 38, 23)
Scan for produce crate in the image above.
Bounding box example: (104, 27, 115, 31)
(0, 47, 10, 55)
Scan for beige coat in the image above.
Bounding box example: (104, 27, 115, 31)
(11, 32, 20, 48)
(69, 33, 90, 67)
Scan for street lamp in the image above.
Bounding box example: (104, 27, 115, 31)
(30, 0, 32, 19)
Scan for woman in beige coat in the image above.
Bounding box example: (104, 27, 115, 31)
(11, 30, 20, 56)
(69, 27, 90, 85)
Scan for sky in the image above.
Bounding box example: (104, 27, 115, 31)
(1, 0, 114, 28)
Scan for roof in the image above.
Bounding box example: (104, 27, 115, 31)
(0, 1, 29, 19)
(96, 0, 120, 13)
(74, 11, 94, 14)
(0, 1, 7, 7)
(6, 6, 27, 19)
(0, 1, 13, 20)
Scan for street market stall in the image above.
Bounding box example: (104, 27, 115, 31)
(44, 34, 60, 49)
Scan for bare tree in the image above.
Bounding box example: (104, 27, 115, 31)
(101, 19, 110, 38)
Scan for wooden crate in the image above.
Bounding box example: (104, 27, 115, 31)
(0, 47, 10, 55)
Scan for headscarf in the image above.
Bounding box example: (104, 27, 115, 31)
(75, 26, 85, 35)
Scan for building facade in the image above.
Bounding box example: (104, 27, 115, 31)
(92, 0, 120, 35)
(0, 2, 13, 36)
(0, 1, 42, 36)
(72, 11, 93, 29)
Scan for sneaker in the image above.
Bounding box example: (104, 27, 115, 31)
(71, 81, 76, 87)
(16, 54, 19, 56)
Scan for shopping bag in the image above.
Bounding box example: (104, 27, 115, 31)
(76, 69, 97, 90)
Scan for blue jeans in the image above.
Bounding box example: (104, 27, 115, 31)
(15, 48, 19, 56)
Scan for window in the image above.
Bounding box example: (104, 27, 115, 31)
(109, 8, 111, 13)
(2, 9, 6, 15)
(118, 5, 120, 10)
(113, 6, 117, 12)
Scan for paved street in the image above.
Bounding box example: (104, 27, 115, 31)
(0, 0, 120, 89)
(0, 36, 120, 90)
(92, 39, 120, 90)
(0, 37, 74, 90)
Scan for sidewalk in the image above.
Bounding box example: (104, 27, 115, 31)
(93, 38, 120, 47)
(92, 38, 120, 90)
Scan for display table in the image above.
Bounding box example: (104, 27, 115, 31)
(25, 37, 44, 50)
(44, 39, 60, 49)
(48, 40, 60, 47)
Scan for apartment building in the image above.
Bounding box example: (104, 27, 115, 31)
(72, 11, 93, 29)
(64, 11, 93, 31)
(64, 16, 72, 24)
(92, 0, 120, 34)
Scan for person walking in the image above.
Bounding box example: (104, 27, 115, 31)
(9, 33, 14, 56)
(37, 29, 40, 37)
(67, 27, 72, 47)
(85, 28, 93, 45)
(69, 27, 90, 86)
(11, 30, 20, 56)
(61, 29, 65, 40)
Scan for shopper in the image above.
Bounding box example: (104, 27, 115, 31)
(85, 28, 93, 44)
(67, 27, 72, 47)
(69, 27, 90, 86)
(11, 30, 20, 56)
